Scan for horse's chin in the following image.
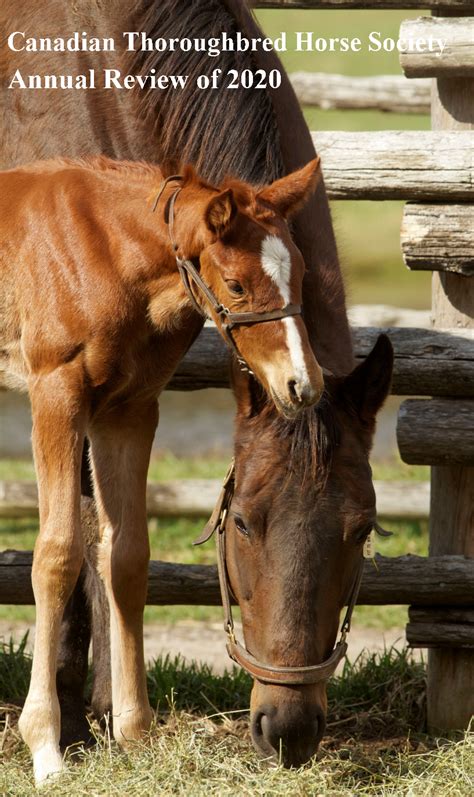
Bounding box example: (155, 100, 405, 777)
(270, 390, 303, 420)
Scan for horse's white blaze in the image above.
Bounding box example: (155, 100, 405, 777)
(260, 234, 309, 384)
(260, 234, 292, 304)
(283, 316, 309, 385)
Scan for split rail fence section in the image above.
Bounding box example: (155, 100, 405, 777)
(0, 0, 472, 734)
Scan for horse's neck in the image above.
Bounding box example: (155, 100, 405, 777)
(101, 173, 204, 329)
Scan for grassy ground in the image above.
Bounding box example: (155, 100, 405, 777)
(1, 641, 472, 796)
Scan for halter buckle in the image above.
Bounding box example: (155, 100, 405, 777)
(215, 304, 231, 325)
(218, 507, 228, 532)
(225, 622, 236, 645)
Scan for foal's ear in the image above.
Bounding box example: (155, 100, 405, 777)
(257, 158, 321, 219)
(204, 189, 237, 237)
(342, 334, 393, 426)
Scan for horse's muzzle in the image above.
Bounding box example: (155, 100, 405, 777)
(270, 379, 323, 419)
(250, 701, 326, 768)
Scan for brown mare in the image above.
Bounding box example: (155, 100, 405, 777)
(0, 155, 326, 782)
(0, 0, 388, 779)
(225, 336, 392, 765)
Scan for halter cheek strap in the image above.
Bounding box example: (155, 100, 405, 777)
(153, 177, 302, 375)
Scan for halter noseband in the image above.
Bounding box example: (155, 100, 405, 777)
(194, 460, 365, 686)
(153, 175, 302, 374)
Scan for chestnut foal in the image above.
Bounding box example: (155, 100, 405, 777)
(0, 156, 323, 782)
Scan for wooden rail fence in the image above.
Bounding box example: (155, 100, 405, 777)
(168, 325, 474, 400)
(290, 73, 430, 113)
(311, 131, 473, 200)
(1, 551, 473, 612)
(400, 17, 474, 77)
(0, 478, 431, 520)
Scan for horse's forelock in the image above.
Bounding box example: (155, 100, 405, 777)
(235, 391, 340, 492)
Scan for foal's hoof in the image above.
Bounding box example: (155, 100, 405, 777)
(33, 743, 65, 787)
(113, 707, 154, 747)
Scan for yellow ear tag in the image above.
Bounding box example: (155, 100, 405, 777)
(363, 529, 375, 559)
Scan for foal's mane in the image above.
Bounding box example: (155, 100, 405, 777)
(130, 0, 283, 184)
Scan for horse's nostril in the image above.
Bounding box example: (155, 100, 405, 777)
(288, 379, 318, 406)
(251, 710, 277, 760)
(287, 379, 299, 402)
(252, 711, 263, 740)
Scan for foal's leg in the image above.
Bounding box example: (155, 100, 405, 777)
(18, 370, 87, 784)
(89, 398, 158, 744)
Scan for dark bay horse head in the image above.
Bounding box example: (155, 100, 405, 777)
(224, 335, 393, 767)
(167, 160, 325, 416)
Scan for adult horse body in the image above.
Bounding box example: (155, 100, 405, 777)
(0, 0, 382, 780)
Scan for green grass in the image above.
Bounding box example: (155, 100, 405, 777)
(1, 642, 473, 796)
(0, 454, 232, 483)
(333, 200, 431, 308)
(0, 639, 425, 728)
(256, 10, 421, 76)
(0, 453, 431, 484)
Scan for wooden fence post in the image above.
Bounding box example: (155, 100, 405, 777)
(427, 7, 474, 732)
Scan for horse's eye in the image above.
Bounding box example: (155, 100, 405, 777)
(226, 279, 245, 296)
(355, 524, 373, 545)
(234, 515, 248, 536)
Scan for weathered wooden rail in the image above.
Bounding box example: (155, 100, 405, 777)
(290, 73, 430, 113)
(1, 550, 473, 607)
(402, 204, 474, 275)
(0, 478, 431, 520)
(169, 325, 474, 398)
(312, 131, 473, 200)
(407, 607, 474, 648)
(400, 17, 474, 77)
(398, 400, 474, 465)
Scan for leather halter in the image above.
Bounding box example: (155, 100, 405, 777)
(153, 175, 302, 374)
(194, 460, 365, 686)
